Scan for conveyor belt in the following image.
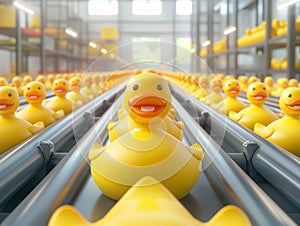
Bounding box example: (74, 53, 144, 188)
(0, 83, 125, 223)
(171, 83, 300, 223)
(1, 91, 296, 225)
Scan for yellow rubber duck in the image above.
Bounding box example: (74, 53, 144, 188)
(108, 109, 184, 142)
(80, 74, 97, 98)
(195, 75, 210, 100)
(0, 77, 9, 87)
(263, 76, 274, 95)
(271, 78, 288, 97)
(17, 81, 64, 127)
(254, 87, 300, 157)
(229, 82, 279, 130)
(0, 86, 44, 155)
(66, 76, 89, 107)
(44, 78, 73, 115)
(288, 78, 298, 88)
(22, 75, 33, 87)
(205, 77, 224, 108)
(35, 74, 47, 86)
(222, 79, 247, 115)
(48, 177, 251, 226)
(238, 75, 248, 92)
(11, 76, 24, 96)
(45, 74, 55, 90)
(89, 72, 204, 200)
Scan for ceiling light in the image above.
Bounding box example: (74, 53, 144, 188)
(201, 40, 211, 47)
(13, 1, 35, 14)
(224, 25, 236, 35)
(276, 0, 300, 10)
(100, 48, 108, 54)
(89, 42, 97, 48)
(65, 28, 78, 38)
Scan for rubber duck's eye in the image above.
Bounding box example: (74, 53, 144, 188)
(27, 87, 30, 90)
(38, 87, 41, 90)
(228, 83, 231, 87)
(157, 84, 163, 90)
(288, 93, 292, 97)
(8, 93, 12, 97)
(133, 84, 139, 91)
(263, 87, 266, 90)
(252, 87, 256, 91)
(55, 83, 58, 86)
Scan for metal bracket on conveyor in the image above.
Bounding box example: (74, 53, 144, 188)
(36, 140, 55, 175)
(242, 140, 264, 182)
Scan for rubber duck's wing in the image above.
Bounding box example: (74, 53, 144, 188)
(54, 110, 65, 119)
(107, 120, 118, 131)
(88, 143, 105, 160)
(175, 121, 184, 130)
(48, 205, 89, 226)
(188, 143, 204, 160)
(229, 111, 242, 121)
(254, 123, 274, 138)
(30, 121, 45, 134)
(205, 205, 251, 226)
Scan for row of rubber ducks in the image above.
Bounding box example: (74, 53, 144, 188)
(271, 56, 300, 70)
(0, 71, 125, 97)
(0, 71, 130, 155)
(49, 71, 251, 226)
(163, 72, 300, 157)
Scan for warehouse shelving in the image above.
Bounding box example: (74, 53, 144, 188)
(198, 0, 299, 80)
(0, 0, 88, 75)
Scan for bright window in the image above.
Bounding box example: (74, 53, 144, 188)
(176, 37, 192, 64)
(176, 0, 192, 15)
(132, 37, 161, 62)
(132, 0, 162, 15)
(88, 0, 118, 15)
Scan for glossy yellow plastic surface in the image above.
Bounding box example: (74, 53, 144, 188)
(17, 81, 64, 126)
(254, 87, 300, 157)
(263, 76, 274, 95)
(66, 76, 89, 107)
(0, 86, 44, 155)
(205, 77, 224, 108)
(195, 75, 210, 100)
(222, 79, 247, 115)
(81, 75, 97, 98)
(271, 78, 288, 97)
(108, 104, 184, 142)
(11, 76, 24, 96)
(89, 72, 204, 200)
(45, 78, 73, 114)
(48, 177, 251, 226)
(229, 82, 278, 130)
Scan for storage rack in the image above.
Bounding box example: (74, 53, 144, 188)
(193, 0, 299, 80)
(0, 0, 88, 75)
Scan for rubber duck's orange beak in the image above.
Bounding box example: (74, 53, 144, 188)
(0, 98, 14, 110)
(251, 91, 267, 101)
(129, 94, 167, 118)
(54, 85, 67, 94)
(26, 90, 43, 101)
(227, 86, 240, 94)
(286, 98, 300, 111)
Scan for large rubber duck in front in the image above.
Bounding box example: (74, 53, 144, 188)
(254, 87, 300, 157)
(229, 82, 279, 130)
(49, 177, 251, 226)
(89, 72, 204, 200)
(0, 87, 44, 155)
